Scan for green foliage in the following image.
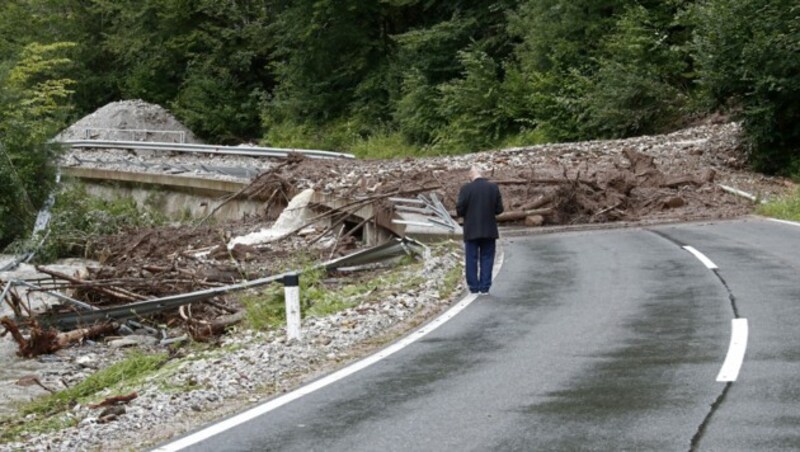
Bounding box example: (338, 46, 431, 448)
(434, 51, 512, 152)
(349, 130, 423, 160)
(393, 69, 445, 146)
(692, 0, 800, 174)
(509, 0, 629, 74)
(29, 183, 166, 262)
(266, 1, 521, 152)
(265, 0, 388, 125)
(172, 68, 266, 144)
(242, 262, 356, 331)
(523, 68, 592, 143)
(2, 0, 798, 169)
(26, 352, 166, 416)
(262, 119, 364, 154)
(0, 41, 74, 248)
(242, 254, 429, 331)
(756, 188, 800, 221)
(583, 4, 690, 137)
(241, 287, 285, 331)
(21, 0, 277, 143)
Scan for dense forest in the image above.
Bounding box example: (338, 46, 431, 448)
(0, 0, 798, 244)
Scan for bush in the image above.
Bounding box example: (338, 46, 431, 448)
(434, 50, 513, 153)
(757, 188, 800, 221)
(29, 184, 166, 262)
(582, 5, 689, 138)
(692, 0, 800, 174)
(0, 42, 74, 248)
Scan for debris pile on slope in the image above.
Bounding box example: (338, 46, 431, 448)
(0, 118, 794, 450)
(242, 122, 786, 228)
(4, 121, 791, 358)
(55, 100, 201, 143)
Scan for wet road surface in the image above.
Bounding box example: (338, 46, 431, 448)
(161, 218, 800, 451)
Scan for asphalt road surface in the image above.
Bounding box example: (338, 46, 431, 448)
(160, 217, 800, 451)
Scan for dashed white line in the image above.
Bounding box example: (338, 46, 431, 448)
(154, 244, 505, 451)
(682, 246, 719, 270)
(680, 245, 749, 382)
(717, 318, 749, 382)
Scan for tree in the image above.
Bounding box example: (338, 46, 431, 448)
(265, 0, 521, 152)
(505, 0, 632, 141)
(0, 42, 74, 247)
(692, 0, 800, 174)
(583, 4, 691, 137)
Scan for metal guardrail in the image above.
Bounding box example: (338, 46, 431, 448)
(35, 237, 425, 330)
(81, 128, 187, 143)
(391, 193, 459, 232)
(58, 139, 356, 160)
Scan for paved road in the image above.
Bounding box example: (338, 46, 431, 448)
(162, 218, 800, 451)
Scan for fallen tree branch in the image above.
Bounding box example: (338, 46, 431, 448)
(89, 392, 138, 409)
(35, 266, 147, 303)
(185, 310, 246, 341)
(496, 208, 554, 222)
(196, 159, 298, 227)
(1, 317, 118, 358)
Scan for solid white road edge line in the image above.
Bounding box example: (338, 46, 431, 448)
(682, 246, 719, 270)
(153, 244, 506, 451)
(767, 218, 800, 228)
(716, 318, 749, 382)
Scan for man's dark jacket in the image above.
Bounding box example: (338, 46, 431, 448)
(456, 177, 504, 241)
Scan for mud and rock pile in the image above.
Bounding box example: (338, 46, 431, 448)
(1, 115, 795, 450)
(55, 99, 201, 143)
(23, 120, 791, 337)
(242, 122, 790, 228)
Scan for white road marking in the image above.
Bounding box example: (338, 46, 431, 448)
(682, 246, 719, 270)
(767, 218, 800, 228)
(154, 244, 505, 451)
(716, 318, 749, 382)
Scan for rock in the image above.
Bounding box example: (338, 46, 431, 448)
(108, 335, 158, 348)
(98, 405, 126, 420)
(524, 215, 544, 227)
(663, 196, 686, 209)
(76, 354, 99, 369)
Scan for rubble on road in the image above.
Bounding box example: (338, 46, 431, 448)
(0, 102, 794, 450)
(4, 121, 792, 357)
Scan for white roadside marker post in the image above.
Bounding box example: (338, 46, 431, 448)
(283, 273, 301, 340)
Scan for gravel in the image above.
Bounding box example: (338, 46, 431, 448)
(1, 246, 463, 451)
(55, 100, 201, 144)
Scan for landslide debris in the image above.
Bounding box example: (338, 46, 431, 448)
(4, 119, 792, 355)
(55, 99, 201, 143)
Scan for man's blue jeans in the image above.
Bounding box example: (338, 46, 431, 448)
(464, 238, 496, 293)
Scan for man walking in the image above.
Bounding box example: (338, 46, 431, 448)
(456, 166, 504, 294)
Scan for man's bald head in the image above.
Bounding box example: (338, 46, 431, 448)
(469, 166, 483, 181)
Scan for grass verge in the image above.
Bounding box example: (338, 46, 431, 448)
(756, 188, 800, 221)
(1, 351, 167, 442)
